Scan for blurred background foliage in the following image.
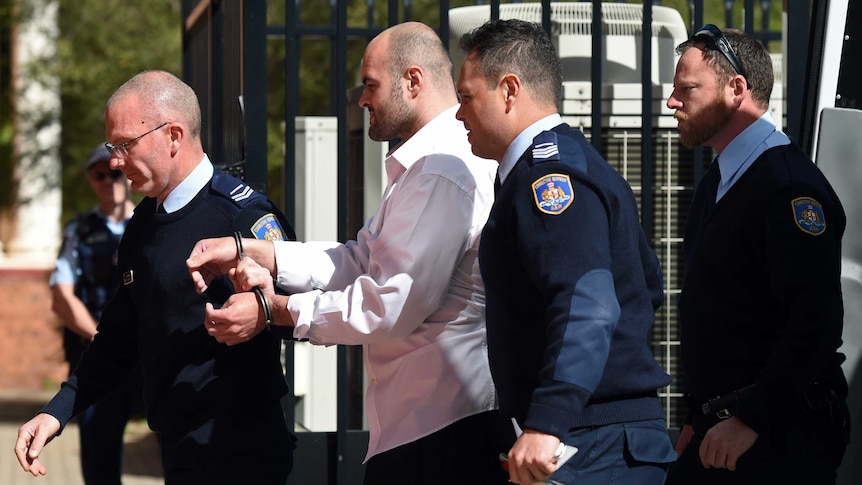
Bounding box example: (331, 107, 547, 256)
(0, 0, 781, 223)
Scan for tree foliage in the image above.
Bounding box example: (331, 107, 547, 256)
(55, 0, 181, 222)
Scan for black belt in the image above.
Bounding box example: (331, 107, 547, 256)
(701, 384, 756, 419)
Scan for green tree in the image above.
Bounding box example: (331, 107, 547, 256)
(56, 0, 182, 223)
(0, 0, 18, 212)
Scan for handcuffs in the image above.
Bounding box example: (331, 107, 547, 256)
(233, 231, 273, 331)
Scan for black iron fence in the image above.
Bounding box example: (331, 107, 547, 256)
(181, 1, 813, 483)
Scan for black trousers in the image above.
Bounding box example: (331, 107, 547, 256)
(667, 406, 849, 485)
(363, 410, 517, 485)
(159, 402, 295, 485)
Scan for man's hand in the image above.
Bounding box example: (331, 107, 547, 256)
(699, 416, 758, 471)
(14, 413, 61, 477)
(229, 257, 276, 294)
(186, 237, 240, 293)
(207, 255, 277, 345)
(506, 429, 561, 484)
(675, 423, 695, 456)
(205, 296, 266, 345)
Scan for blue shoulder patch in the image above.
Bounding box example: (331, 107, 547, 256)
(530, 129, 588, 173)
(211, 174, 260, 207)
(532, 173, 574, 215)
(251, 213, 287, 241)
(531, 131, 560, 164)
(792, 197, 826, 236)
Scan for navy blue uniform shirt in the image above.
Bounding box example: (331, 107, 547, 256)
(479, 124, 671, 438)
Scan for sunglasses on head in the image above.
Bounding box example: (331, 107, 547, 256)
(694, 24, 749, 89)
(90, 170, 124, 182)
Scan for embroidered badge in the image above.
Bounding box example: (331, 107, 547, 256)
(532, 174, 574, 215)
(252, 213, 287, 241)
(792, 197, 826, 236)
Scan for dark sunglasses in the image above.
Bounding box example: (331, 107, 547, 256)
(90, 170, 124, 182)
(694, 24, 749, 89)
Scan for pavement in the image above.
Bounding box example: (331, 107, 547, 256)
(0, 390, 163, 485)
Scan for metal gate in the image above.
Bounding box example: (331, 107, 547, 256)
(181, 2, 802, 483)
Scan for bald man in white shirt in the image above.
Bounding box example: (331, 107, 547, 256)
(187, 21, 515, 485)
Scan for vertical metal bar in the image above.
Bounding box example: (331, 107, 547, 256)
(541, 0, 551, 35)
(761, 0, 771, 31)
(282, 0, 299, 461)
(798, 0, 830, 157)
(335, 1, 349, 483)
(439, 0, 450, 51)
(284, 0, 298, 224)
(243, 0, 268, 193)
(591, 0, 603, 152)
(181, 1, 194, 99)
(641, 1, 654, 240)
(330, 1, 338, 117)
(211, 4, 224, 165)
(389, 0, 399, 27)
(785, 0, 812, 146)
(725, 0, 735, 28)
(491, 0, 500, 21)
(689, 0, 704, 32)
(744, 0, 754, 34)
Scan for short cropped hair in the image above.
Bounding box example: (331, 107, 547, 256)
(459, 19, 562, 109)
(677, 28, 774, 109)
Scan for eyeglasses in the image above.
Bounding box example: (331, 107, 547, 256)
(105, 122, 170, 159)
(694, 24, 749, 88)
(90, 170, 124, 182)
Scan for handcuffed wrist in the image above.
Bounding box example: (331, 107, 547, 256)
(253, 287, 272, 331)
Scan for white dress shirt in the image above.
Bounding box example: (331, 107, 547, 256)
(273, 105, 499, 460)
(160, 155, 214, 213)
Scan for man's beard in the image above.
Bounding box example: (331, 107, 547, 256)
(676, 94, 734, 149)
(368, 86, 411, 142)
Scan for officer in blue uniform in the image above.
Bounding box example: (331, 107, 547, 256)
(456, 19, 676, 485)
(16, 70, 297, 485)
(666, 26, 849, 484)
(50, 145, 140, 485)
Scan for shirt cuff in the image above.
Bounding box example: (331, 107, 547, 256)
(287, 290, 321, 342)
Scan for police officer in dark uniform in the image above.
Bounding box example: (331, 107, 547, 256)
(456, 19, 677, 485)
(50, 144, 140, 484)
(666, 26, 850, 484)
(16, 70, 297, 485)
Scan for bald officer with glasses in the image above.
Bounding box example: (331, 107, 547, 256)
(666, 26, 850, 484)
(15, 70, 297, 484)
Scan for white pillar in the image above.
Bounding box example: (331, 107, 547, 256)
(4, 0, 62, 266)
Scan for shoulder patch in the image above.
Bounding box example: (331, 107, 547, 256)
(211, 173, 260, 207)
(792, 197, 826, 236)
(252, 213, 287, 241)
(531, 131, 560, 165)
(532, 174, 574, 215)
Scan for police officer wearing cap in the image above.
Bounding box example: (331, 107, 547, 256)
(456, 19, 677, 485)
(50, 144, 139, 484)
(666, 26, 850, 484)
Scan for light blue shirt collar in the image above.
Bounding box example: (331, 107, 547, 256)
(715, 112, 790, 201)
(160, 155, 214, 213)
(499, 113, 563, 184)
